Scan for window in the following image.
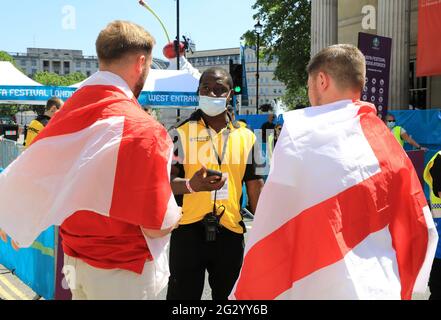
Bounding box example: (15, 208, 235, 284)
(31, 60, 37, 67)
(43, 60, 50, 72)
(409, 60, 428, 109)
(20, 60, 26, 66)
(76, 61, 81, 68)
(64, 61, 70, 74)
(86, 61, 91, 68)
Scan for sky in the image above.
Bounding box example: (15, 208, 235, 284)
(0, 0, 257, 59)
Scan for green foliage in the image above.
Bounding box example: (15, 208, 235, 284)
(33, 71, 87, 86)
(0, 105, 38, 117)
(283, 86, 309, 110)
(0, 51, 25, 73)
(0, 51, 16, 65)
(243, 0, 311, 108)
(0, 105, 20, 117)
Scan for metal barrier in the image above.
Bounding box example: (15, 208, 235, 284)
(0, 137, 23, 169)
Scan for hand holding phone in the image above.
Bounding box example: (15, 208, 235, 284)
(189, 167, 226, 192)
(206, 169, 222, 178)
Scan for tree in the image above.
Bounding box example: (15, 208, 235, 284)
(0, 51, 25, 73)
(33, 71, 86, 86)
(242, 0, 311, 110)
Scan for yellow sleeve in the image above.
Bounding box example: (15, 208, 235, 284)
(25, 120, 44, 148)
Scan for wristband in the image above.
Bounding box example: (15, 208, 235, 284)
(186, 179, 195, 194)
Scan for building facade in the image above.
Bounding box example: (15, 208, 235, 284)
(10, 48, 168, 78)
(242, 47, 287, 115)
(187, 48, 241, 75)
(313, 0, 441, 109)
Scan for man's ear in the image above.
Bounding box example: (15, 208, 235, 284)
(318, 72, 330, 91)
(136, 54, 147, 73)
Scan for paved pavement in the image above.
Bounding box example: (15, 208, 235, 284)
(0, 265, 40, 300)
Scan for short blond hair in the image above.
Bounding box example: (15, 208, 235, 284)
(307, 44, 366, 92)
(96, 20, 155, 64)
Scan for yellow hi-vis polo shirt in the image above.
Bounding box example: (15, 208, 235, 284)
(172, 118, 262, 234)
(24, 115, 51, 148)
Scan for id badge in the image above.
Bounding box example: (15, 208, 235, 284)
(211, 173, 229, 201)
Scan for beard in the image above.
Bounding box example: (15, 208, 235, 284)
(133, 67, 148, 99)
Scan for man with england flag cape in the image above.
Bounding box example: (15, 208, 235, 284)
(230, 44, 438, 300)
(0, 21, 181, 300)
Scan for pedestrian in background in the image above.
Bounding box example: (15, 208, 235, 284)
(24, 97, 63, 147)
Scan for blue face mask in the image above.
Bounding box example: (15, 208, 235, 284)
(387, 121, 396, 129)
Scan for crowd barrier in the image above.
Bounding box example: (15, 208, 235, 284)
(0, 137, 23, 169)
(0, 138, 62, 300)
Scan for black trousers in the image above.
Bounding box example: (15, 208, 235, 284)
(166, 221, 244, 300)
(429, 258, 441, 300)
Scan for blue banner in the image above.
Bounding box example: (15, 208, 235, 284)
(0, 226, 56, 300)
(138, 91, 198, 107)
(390, 109, 441, 150)
(0, 86, 76, 102)
(0, 86, 198, 107)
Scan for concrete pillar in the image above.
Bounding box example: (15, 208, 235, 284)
(378, 0, 410, 109)
(311, 0, 338, 57)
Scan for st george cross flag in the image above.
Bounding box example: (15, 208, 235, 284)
(0, 71, 181, 294)
(230, 100, 438, 300)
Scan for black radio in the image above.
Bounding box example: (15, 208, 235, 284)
(203, 213, 219, 242)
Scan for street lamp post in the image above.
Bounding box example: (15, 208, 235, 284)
(176, 0, 181, 122)
(254, 21, 262, 115)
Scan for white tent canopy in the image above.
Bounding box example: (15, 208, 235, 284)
(0, 62, 49, 105)
(0, 61, 200, 108)
(70, 69, 200, 108)
(0, 62, 42, 86)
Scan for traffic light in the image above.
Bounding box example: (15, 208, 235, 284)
(229, 63, 243, 95)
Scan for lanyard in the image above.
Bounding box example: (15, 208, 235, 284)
(205, 124, 231, 170)
(204, 122, 230, 219)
